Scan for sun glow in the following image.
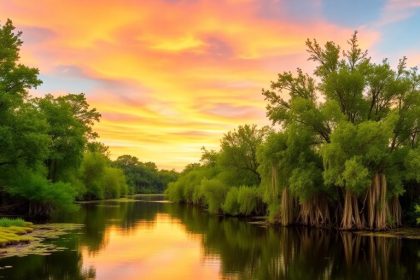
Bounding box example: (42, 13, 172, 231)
(2, 0, 418, 170)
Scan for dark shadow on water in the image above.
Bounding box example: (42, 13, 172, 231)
(0, 200, 418, 279)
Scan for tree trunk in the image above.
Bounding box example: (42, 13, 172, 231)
(298, 196, 330, 227)
(280, 188, 295, 225)
(341, 189, 364, 230)
(389, 196, 402, 227)
(367, 173, 389, 230)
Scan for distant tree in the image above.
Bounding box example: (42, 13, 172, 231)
(113, 155, 178, 194)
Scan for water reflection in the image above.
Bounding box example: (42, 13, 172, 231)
(0, 200, 418, 279)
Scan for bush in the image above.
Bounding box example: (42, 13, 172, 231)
(223, 187, 241, 215)
(0, 218, 31, 227)
(165, 167, 211, 204)
(237, 186, 262, 216)
(165, 181, 184, 203)
(200, 179, 229, 214)
(103, 167, 128, 199)
(223, 186, 263, 216)
(79, 151, 107, 200)
(7, 167, 77, 214)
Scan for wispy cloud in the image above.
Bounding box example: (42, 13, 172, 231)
(1, 0, 417, 169)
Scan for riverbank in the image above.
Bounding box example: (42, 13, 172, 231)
(0, 218, 33, 248)
(76, 194, 166, 204)
(0, 218, 83, 259)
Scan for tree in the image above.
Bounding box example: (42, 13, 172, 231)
(0, 19, 45, 169)
(0, 20, 82, 215)
(219, 124, 269, 186)
(262, 32, 419, 229)
(113, 155, 178, 194)
(36, 93, 100, 182)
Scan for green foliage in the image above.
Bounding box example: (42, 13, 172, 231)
(166, 124, 268, 217)
(165, 181, 185, 203)
(219, 124, 269, 186)
(79, 151, 108, 200)
(35, 93, 100, 182)
(342, 157, 370, 194)
(259, 32, 419, 228)
(0, 20, 136, 215)
(405, 148, 420, 182)
(113, 155, 178, 194)
(223, 185, 265, 216)
(416, 205, 420, 224)
(79, 150, 129, 200)
(165, 164, 214, 205)
(102, 167, 128, 199)
(6, 165, 77, 213)
(289, 163, 323, 202)
(322, 120, 393, 194)
(0, 218, 31, 227)
(200, 178, 229, 214)
(236, 186, 263, 216)
(222, 187, 241, 215)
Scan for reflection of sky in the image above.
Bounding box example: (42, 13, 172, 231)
(81, 214, 220, 280)
(1, 0, 419, 170)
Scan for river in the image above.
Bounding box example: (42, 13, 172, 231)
(0, 196, 419, 279)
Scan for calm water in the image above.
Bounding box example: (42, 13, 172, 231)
(0, 197, 419, 279)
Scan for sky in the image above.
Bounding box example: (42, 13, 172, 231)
(1, 0, 419, 170)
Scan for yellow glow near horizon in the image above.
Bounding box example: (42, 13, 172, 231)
(3, 0, 416, 170)
(80, 214, 221, 279)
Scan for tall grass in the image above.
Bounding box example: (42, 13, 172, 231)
(0, 218, 31, 227)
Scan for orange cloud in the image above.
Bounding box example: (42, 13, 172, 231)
(0, 0, 380, 169)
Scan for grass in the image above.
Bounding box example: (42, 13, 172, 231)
(0, 218, 32, 227)
(0, 218, 34, 247)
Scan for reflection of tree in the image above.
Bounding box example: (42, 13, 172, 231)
(166, 203, 418, 279)
(5, 201, 416, 279)
(0, 234, 96, 280)
(339, 233, 411, 280)
(58, 200, 165, 254)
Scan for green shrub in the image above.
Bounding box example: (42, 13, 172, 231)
(165, 181, 184, 203)
(237, 186, 262, 216)
(201, 179, 229, 214)
(222, 186, 264, 216)
(165, 167, 211, 204)
(0, 218, 31, 227)
(103, 167, 128, 199)
(223, 187, 240, 215)
(7, 167, 77, 214)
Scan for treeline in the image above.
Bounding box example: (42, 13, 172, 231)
(166, 32, 420, 230)
(0, 20, 177, 216)
(166, 125, 267, 217)
(113, 155, 178, 194)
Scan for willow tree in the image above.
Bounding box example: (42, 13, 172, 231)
(258, 126, 328, 226)
(257, 131, 292, 223)
(262, 32, 419, 230)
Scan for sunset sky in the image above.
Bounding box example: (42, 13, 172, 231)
(2, 0, 419, 170)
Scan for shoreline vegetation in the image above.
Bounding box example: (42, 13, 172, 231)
(166, 33, 420, 231)
(0, 218, 83, 258)
(0, 218, 33, 247)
